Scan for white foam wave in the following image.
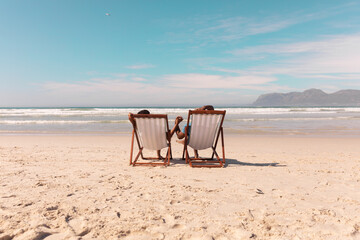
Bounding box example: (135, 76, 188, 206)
(1, 107, 360, 117)
(226, 117, 354, 122)
(222, 107, 360, 114)
(0, 108, 190, 117)
(0, 120, 128, 125)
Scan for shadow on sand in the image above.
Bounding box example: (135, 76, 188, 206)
(169, 158, 286, 167)
(225, 158, 286, 167)
(170, 158, 188, 165)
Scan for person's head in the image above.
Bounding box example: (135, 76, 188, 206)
(195, 105, 214, 111)
(137, 109, 150, 114)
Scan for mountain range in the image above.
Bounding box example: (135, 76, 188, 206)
(252, 89, 360, 107)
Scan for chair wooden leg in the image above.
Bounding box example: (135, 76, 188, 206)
(182, 143, 186, 160)
(185, 145, 190, 164)
(133, 149, 170, 166)
(212, 147, 223, 167)
(186, 146, 224, 168)
(221, 127, 225, 163)
(130, 130, 135, 165)
(132, 148, 143, 166)
(211, 127, 222, 160)
(209, 127, 225, 163)
(132, 146, 172, 167)
(187, 147, 193, 167)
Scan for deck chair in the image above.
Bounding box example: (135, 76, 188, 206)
(182, 110, 226, 168)
(129, 114, 172, 166)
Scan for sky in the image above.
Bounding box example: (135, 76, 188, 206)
(1, 0, 360, 107)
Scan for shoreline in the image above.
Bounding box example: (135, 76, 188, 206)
(2, 106, 360, 138)
(1, 130, 360, 138)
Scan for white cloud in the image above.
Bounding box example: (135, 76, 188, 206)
(32, 72, 292, 107)
(38, 78, 181, 106)
(162, 73, 276, 89)
(125, 64, 155, 69)
(295, 74, 360, 80)
(42, 79, 147, 93)
(42, 73, 283, 93)
(228, 33, 360, 77)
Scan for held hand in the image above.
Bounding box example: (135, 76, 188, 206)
(175, 116, 183, 125)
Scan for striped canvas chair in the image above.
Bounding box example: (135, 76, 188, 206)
(129, 114, 172, 166)
(182, 110, 226, 168)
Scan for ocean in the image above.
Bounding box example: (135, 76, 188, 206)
(1, 107, 360, 136)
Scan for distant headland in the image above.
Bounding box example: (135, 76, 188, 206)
(252, 89, 360, 107)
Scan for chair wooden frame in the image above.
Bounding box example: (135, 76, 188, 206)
(129, 114, 172, 166)
(182, 110, 226, 168)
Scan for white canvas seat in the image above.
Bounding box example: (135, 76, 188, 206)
(182, 110, 226, 168)
(188, 114, 222, 150)
(129, 114, 172, 166)
(136, 118, 168, 150)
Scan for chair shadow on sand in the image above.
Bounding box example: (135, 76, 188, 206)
(225, 158, 287, 167)
(169, 158, 286, 167)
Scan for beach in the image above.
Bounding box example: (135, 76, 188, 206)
(3, 0, 360, 238)
(1, 134, 359, 239)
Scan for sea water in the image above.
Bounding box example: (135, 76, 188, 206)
(0, 107, 360, 136)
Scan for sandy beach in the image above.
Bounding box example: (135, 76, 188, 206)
(3, 0, 360, 239)
(1, 134, 360, 239)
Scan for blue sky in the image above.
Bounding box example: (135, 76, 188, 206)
(1, 0, 360, 107)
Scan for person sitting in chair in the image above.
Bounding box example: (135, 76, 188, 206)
(128, 109, 183, 159)
(175, 105, 215, 158)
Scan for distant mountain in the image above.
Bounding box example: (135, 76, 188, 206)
(253, 89, 360, 106)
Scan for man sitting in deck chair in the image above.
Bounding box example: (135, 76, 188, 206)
(175, 105, 226, 167)
(175, 105, 214, 158)
(128, 110, 182, 166)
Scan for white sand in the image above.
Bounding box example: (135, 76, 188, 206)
(0, 135, 360, 240)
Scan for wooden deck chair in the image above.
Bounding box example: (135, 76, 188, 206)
(182, 110, 226, 168)
(129, 114, 172, 166)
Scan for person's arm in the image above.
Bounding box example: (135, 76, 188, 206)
(176, 127, 186, 139)
(176, 119, 187, 139)
(169, 116, 183, 137)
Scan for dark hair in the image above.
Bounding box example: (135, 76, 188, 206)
(203, 105, 214, 110)
(137, 109, 150, 114)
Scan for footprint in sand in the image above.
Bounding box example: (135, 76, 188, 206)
(172, 224, 186, 230)
(169, 199, 180, 205)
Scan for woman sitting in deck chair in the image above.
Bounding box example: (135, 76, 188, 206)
(175, 105, 215, 158)
(175, 105, 226, 167)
